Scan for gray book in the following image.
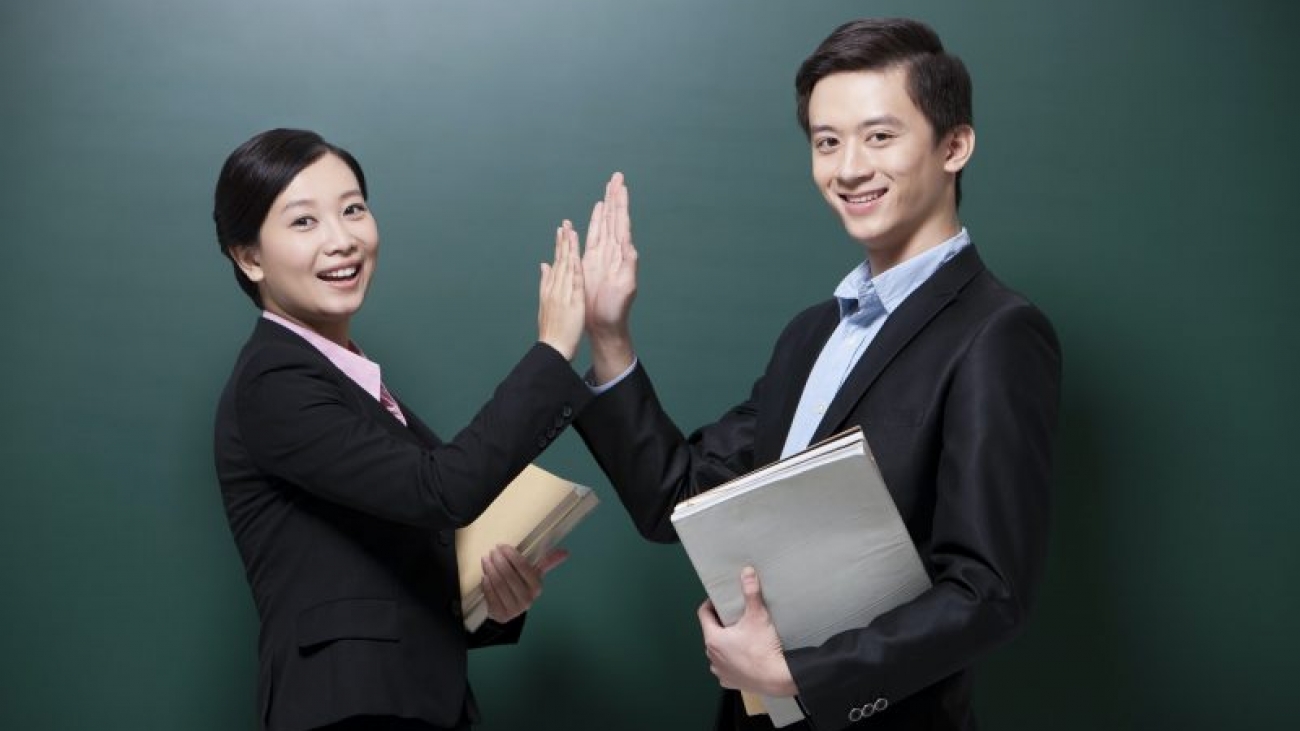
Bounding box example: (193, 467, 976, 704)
(670, 428, 930, 727)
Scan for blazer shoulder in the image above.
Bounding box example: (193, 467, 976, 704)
(947, 270, 1061, 367)
(774, 298, 839, 343)
(963, 268, 1057, 328)
(217, 320, 348, 426)
(231, 319, 333, 378)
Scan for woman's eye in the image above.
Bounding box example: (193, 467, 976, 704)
(291, 216, 316, 229)
(343, 203, 368, 216)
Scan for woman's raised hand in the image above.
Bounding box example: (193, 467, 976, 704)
(537, 220, 586, 361)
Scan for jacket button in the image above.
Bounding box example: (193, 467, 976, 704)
(536, 435, 548, 448)
(561, 405, 573, 418)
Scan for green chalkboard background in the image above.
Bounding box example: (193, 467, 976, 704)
(2, 1, 1295, 729)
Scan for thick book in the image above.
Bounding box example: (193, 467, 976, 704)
(670, 428, 931, 727)
(456, 463, 599, 632)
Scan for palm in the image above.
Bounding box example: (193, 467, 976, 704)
(581, 173, 637, 333)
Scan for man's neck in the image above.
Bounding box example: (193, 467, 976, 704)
(865, 217, 962, 276)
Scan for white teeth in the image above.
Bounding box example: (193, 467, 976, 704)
(320, 266, 357, 280)
(846, 191, 884, 204)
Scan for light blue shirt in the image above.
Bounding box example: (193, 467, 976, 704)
(779, 229, 971, 458)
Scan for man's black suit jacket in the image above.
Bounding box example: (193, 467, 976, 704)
(214, 318, 591, 731)
(576, 246, 1062, 731)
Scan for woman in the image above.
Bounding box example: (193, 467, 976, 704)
(212, 128, 589, 730)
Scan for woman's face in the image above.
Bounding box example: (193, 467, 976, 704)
(234, 153, 378, 345)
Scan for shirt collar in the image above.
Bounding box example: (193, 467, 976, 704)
(833, 227, 971, 318)
(261, 311, 384, 401)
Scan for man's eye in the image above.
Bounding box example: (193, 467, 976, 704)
(868, 132, 893, 144)
(815, 138, 839, 152)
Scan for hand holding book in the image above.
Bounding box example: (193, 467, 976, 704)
(479, 544, 570, 624)
(698, 566, 798, 698)
(456, 463, 599, 631)
(671, 428, 930, 727)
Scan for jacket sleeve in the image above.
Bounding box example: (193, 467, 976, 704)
(467, 615, 526, 648)
(574, 360, 762, 543)
(784, 303, 1062, 730)
(235, 341, 592, 530)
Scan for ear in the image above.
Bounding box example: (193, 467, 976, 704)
(229, 244, 265, 283)
(942, 124, 975, 174)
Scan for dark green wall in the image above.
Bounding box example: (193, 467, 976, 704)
(2, 1, 1295, 729)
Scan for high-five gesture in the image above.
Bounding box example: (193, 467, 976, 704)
(537, 221, 585, 361)
(581, 172, 638, 383)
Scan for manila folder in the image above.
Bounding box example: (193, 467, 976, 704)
(456, 463, 598, 631)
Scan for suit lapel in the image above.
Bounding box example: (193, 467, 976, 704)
(809, 246, 986, 444)
(755, 301, 840, 465)
(254, 318, 427, 448)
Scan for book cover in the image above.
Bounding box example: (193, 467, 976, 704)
(670, 429, 930, 727)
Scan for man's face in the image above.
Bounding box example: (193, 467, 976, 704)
(808, 67, 971, 270)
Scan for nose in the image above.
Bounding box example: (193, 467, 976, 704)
(322, 216, 359, 256)
(836, 143, 874, 187)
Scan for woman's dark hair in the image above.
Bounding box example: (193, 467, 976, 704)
(213, 128, 368, 307)
(795, 18, 973, 206)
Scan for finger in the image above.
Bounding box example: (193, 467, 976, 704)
(495, 545, 543, 600)
(584, 200, 604, 256)
(612, 172, 630, 247)
(481, 557, 509, 619)
(544, 225, 563, 297)
(538, 547, 569, 575)
(618, 183, 637, 271)
(740, 566, 767, 621)
(566, 226, 583, 298)
(483, 550, 529, 613)
(697, 598, 723, 632)
(553, 222, 574, 301)
(603, 175, 618, 243)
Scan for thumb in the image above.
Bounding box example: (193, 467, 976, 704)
(740, 566, 767, 621)
(539, 262, 551, 294)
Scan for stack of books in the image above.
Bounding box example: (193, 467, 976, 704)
(670, 428, 930, 727)
(456, 463, 599, 631)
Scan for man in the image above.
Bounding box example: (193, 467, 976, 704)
(577, 17, 1061, 731)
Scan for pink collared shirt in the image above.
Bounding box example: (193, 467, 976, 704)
(262, 311, 407, 425)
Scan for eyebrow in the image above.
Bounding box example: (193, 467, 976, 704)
(810, 115, 906, 134)
(279, 189, 364, 214)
